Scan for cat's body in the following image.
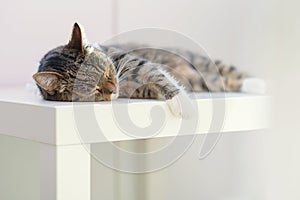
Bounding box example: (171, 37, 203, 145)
(97, 43, 247, 96)
(33, 23, 265, 117)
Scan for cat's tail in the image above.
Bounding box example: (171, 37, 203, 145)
(208, 60, 267, 94)
(181, 53, 264, 94)
(195, 59, 267, 94)
(240, 77, 267, 94)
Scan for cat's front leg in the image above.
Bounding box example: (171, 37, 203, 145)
(166, 90, 192, 119)
(151, 68, 194, 119)
(119, 64, 193, 118)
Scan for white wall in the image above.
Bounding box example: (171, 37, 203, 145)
(266, 1, 300, 198)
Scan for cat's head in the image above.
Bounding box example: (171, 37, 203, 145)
(33, 23, 118, 101)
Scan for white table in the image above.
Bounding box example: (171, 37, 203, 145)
(0, 88, 269, 200)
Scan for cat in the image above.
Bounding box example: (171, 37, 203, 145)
(33, 23, 266, 117)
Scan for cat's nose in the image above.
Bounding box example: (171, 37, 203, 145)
(104, 81, 117, 94)
(109, 86, 117, 94)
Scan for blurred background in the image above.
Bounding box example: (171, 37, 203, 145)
(0, 0, 299, 200)
(0, 0, 288, 87)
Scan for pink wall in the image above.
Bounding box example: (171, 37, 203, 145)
(0, 0, 113, 87)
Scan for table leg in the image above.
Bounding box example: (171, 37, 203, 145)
(40, 144, 91, 200)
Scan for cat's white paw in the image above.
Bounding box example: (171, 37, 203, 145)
(241, 78, 267, 94)
(166, 92, 193, 119)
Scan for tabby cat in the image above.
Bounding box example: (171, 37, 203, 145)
(33, 23, 265, 117)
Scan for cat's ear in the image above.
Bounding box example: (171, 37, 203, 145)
(67, 23, 83, 51)
(33, 72, 63, 94)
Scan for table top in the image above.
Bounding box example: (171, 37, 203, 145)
(0, 87, 270, 146)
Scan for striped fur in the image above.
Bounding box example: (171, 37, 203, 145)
(33, 23, 249, 102)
